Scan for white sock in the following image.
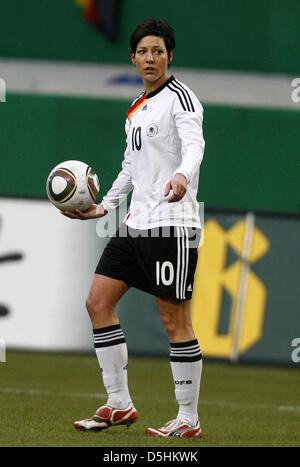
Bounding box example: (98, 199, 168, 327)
(170, 339, 202, 426)
(93, 324, 132, 409)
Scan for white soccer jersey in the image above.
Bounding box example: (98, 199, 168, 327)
(101, 75, 205, 230)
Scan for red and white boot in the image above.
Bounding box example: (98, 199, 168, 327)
(146, 418, 202, 438)
(74, 402, 138, 432)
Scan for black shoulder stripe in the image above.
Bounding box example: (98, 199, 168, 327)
(167, 84, 187, 111)
(174, 80, 195, 112)
(169, 81, 191, 111)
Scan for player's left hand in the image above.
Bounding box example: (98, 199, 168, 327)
(164, 173, 187, 203)
(60, 203, 107, 220)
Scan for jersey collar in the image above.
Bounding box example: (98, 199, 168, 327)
(127, 76, 175, 120)
(146, 75, 175, 99)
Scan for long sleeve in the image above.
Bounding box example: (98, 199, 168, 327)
(172, 96, 205, 183)
(101, 122, 133, 211)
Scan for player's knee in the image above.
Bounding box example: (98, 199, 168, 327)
(85, 295, 94, 315)
(160, 313, 176, 339)
(85, 295, 112, 318)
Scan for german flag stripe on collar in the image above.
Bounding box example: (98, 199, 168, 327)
(126, 77, 175, 119)
(127, 93, 146, 119)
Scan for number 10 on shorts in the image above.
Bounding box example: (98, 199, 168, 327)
(156, 261, 174, 286)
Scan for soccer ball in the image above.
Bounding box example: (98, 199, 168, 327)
(46, 160, 100, 212)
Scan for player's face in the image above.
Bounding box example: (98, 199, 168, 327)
(131, 35, 173, 93)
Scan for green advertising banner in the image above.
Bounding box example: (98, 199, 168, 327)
(191, 211, 300, 364)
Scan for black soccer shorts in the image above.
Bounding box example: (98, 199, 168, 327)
(95, 224, 201, 300)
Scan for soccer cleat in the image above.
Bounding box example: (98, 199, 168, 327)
(145, 418, 202, 438)
(74, 402, 138, 432)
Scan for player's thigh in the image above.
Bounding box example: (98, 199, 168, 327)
(86, 274, 130, 311)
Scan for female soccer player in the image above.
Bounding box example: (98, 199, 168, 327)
(62, 18, 205, 438)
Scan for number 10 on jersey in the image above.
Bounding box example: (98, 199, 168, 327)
(132, 127, 142, 151)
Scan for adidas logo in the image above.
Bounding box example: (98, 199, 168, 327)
(187, 284, 192, 292)
(142, 104, 147, 110)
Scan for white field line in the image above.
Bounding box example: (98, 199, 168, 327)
(0, 387, 299, 413)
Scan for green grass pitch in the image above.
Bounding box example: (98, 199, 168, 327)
(0, 350, 299, 447)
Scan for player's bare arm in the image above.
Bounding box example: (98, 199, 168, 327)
(164, 173, 187, 203)
(61, 203, 108, 220)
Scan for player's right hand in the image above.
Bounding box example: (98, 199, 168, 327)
(60, 203, 108, 220)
